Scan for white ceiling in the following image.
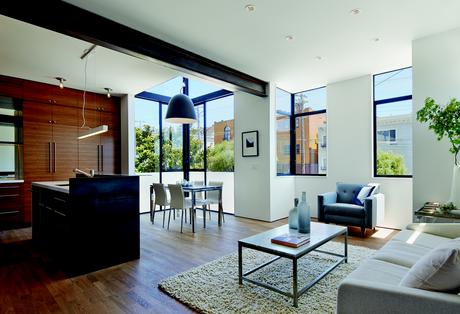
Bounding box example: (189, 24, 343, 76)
(63, 0, 460, 93)
(0, 15, 182, 95)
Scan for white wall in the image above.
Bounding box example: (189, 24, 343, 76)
(120, 94, 136, 175)
(295, 75, 413, 229)
(413, 27, 460, 209)
(234, 90, 272, 220)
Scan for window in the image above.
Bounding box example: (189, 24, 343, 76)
(276, 88, 291, 175)
(373, 67, 412, 177)
(134, 98, 160, 173)
(377, 129, 396, 143)
(206, 96, 234, 172)
(223, 125, 231, 141)
(294, 87, 327, 175)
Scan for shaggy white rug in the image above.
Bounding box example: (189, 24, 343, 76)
(159, 241, 375, 314)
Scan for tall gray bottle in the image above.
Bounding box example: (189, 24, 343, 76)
(288, 198, 299, 229)
(297, 192, 311, 233)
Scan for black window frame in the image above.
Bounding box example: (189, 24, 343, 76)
(134, 77, 234, 184)
(373, 66, 413, 178)
(275, 86, 327, 176)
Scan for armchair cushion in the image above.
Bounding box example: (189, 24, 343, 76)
(336, 183, 363, 204)
(324, 203, 365, 218)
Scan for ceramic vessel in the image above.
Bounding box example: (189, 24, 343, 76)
(288, 198, 299, 229)
(297, 192, 311, 233)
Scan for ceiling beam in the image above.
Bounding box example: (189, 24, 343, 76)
(0, 1, 268, 97)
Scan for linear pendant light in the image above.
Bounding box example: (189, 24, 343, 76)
(78, 125, 108, 140)
(77, 44, 109, 140)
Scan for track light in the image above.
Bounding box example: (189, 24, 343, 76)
(55, 77, 66, 89)
(104, 88, 112, 98)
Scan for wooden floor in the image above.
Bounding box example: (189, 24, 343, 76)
(0, 212, 398, 314)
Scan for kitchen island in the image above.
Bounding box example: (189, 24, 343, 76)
(32, 175, 139, 275)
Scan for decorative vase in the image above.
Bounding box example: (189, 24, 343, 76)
(448, 165, 460, 209)
(297, 192, 311, 234)
(288, 198, 299, 229)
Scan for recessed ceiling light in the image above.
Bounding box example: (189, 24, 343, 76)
(315, 56, 323, 61)
(372, 37, 381, 42)
(285, 35, 294, 41)
(245, 4, 256, 12)
(349, 8, 362, 15)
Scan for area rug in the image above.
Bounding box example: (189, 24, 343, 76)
(158, 241, 375, 314)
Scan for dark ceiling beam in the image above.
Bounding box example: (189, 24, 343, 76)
(0, 1, 268, 97)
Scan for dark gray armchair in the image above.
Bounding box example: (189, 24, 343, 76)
(318, 183, 384, 237)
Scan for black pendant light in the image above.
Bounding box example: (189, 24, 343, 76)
(165, 93, 196, 124)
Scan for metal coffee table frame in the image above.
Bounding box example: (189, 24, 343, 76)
(238, 224, 347, 307)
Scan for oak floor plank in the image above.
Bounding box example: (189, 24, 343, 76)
(0, 213, 398, 313)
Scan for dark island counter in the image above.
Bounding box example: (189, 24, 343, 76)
(32, 176, 140, 275)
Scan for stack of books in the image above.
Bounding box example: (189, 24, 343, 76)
(271, 233, 310, 248)
(417, 202, 440, 214)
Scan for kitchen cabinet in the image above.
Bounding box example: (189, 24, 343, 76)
(0, 183, 24, 230)
(23, 101, 78, 223)
(1, 75, 121, 227)
(32, 176, 140, 275)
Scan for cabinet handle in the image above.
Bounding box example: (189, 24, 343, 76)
(48, 142, 52, 173)
(0, 194, 20, 198)
(54, 210, 66, 217)
(53, 142, 57, 173)
(100, 144, 103, 172)
(0, 210, 20, 215)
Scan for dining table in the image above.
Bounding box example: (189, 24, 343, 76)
(181, 184, 224, 233)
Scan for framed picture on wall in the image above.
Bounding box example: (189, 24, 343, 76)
(242, 130, 259, 157)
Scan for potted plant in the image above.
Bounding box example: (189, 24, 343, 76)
(417, 97, 460, 208)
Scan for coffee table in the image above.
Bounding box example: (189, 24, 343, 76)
(238, 222, 347, 307)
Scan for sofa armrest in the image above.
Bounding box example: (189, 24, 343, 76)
(317, 192, 337, 222)
(406, 223, 460, 239)
(363, 193, 383, 228)
(337, 278, 460, 314)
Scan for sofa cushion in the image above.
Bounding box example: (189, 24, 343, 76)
(336, 183, 363, 204)
(391, 230, 451, 249)
(347, 259, 410, 285)
(324, 203, 365, 218)
(400, 239, 460, 292)
(373, 240, 432, 268)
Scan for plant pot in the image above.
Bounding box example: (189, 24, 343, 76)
(448, 165, 460, 209)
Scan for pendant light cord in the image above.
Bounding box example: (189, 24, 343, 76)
(81, 52, 89, 128)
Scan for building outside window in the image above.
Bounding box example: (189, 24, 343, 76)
(294, 87, 327, 175)
(373, 67, 412, 176)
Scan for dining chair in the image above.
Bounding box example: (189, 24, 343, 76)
(151, 183, 171, 228)
(168, 184, 194, 233)
(207, 181, 224, 222)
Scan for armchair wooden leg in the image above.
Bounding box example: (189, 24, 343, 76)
(361, 227, 366, 238)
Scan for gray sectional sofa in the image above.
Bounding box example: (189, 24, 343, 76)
(337, 223, 460, 314)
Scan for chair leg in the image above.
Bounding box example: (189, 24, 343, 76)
(181, 210, 184, 233)
(361, 227, 366, 238)
(167, 209, 172, 230)
(203, 205, 206, 228)
(208, 205, 211, 220)
(185, 209, 187, 223)
(162, 208, 166, 228)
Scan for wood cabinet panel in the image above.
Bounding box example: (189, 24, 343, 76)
(0, 75, 24, 98)
(23, 80, 82, 107)
(53, 106, 79, 180)
(77, 108, 100, 172)
(23, 101, 53, 180)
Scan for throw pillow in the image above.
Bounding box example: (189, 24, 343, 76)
(352, 186, 373, 206)
(399, 239, 460, 292)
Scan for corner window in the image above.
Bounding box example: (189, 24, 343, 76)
(294, 87, 327, 175)
(373, 67, 412, 177)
